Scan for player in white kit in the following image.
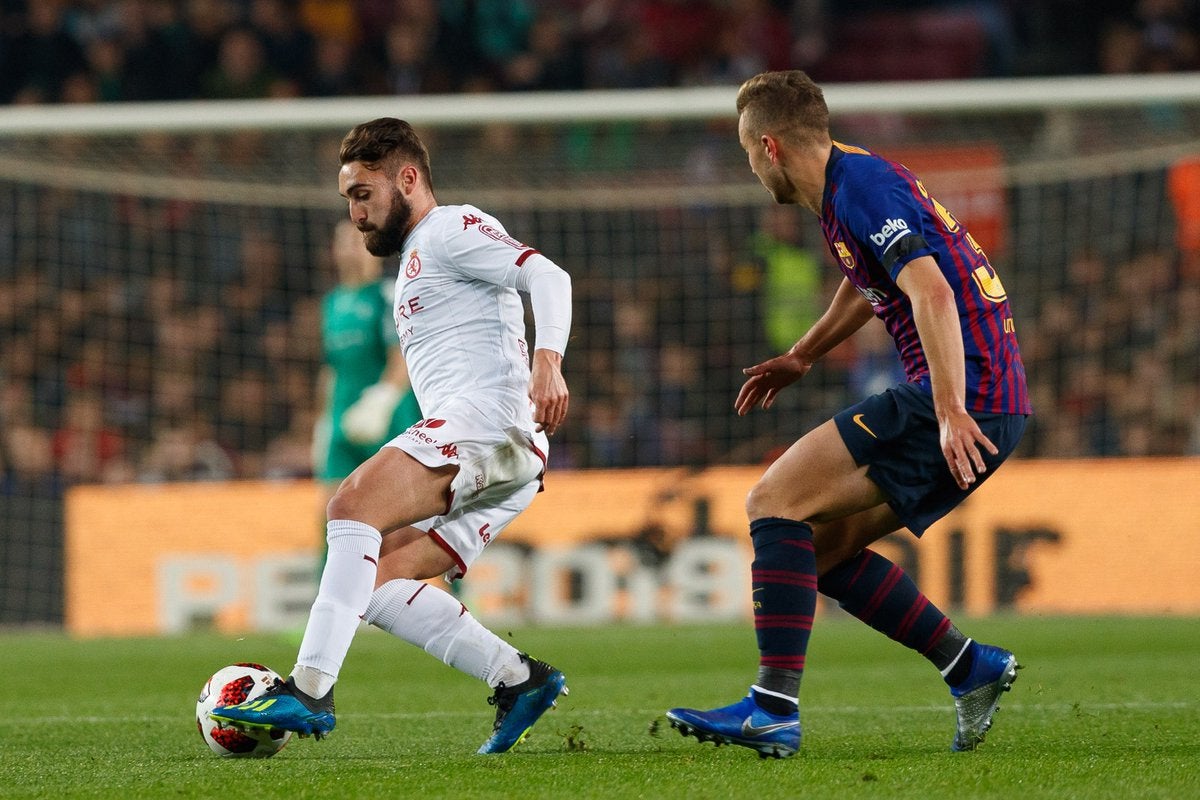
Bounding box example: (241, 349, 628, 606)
(211, 118, 573, 754)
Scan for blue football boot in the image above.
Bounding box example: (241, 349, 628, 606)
(667, 692, 800, 759)
(950, 642, 1020, 751)
(477, 654, 568, 754)
(210, 675, 335, 740)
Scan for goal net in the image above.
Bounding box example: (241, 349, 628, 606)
(1, 75, 1199, 623)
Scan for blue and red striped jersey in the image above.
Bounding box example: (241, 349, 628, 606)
(819, 141, 1031, 415)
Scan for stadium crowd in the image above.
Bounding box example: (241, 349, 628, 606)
(1, 0, 1198, 106)
(1, 201, 1197, 490)
(1, 0, 1199, 491)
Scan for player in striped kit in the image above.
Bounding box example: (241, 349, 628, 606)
(667, 71, 1032, 758)
(213, 117, 572, 754)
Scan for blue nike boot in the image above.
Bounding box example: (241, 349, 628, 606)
(950, 642, 1020, 751)
(667, 692, 800, 759)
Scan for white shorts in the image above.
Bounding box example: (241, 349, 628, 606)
(383, 397, 548, 580)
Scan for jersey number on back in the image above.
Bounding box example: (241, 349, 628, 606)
(916, 179, 1007, 304)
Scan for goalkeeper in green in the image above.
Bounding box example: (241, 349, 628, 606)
(315, 219, 422, 489)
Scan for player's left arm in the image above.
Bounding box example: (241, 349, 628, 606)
(895, 255, 998, 489)
(514, 254, 572, 435)
(443, 211, 572, 434)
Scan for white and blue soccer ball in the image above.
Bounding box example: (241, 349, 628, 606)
(195, 662, 291, 758)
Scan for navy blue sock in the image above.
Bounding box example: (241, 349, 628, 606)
(748, 517, 816, 715)
(819, 548, 964, 674)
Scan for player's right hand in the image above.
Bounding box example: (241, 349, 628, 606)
(735, 351, 812, 415)
(938, 407, 999, 490)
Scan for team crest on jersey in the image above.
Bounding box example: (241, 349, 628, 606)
(834, 241, 856, 268)
(462, 214, 482, 229)
(405, 250, 421, 278)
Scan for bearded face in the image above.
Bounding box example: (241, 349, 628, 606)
(361, 185, 413, 256)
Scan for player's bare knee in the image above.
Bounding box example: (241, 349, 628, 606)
(326, 486, 367, 522)
(745, 479, 794, 522)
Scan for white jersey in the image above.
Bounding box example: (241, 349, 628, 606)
(393, 204, 540, 424)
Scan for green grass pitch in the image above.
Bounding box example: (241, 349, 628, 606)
(1, 616, 1197, 799)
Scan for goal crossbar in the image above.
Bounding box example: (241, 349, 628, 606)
(2, 74, 1200, 136)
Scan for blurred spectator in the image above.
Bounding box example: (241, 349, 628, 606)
(137, 416, 235, 481)
(249, 0, 315, 89)
(580, 395, 628, 467)
(0, 381, 55, 486)
(688, 0, 792, 86)
(201, 26, 283, 98)
(1166, 277, 1200, 389)
(307, 33, 359, 96)
(790, 0, 828, 70)
(383, 19, 437, 95)
(503, 9, 586, 91)
(52, 391, 128, 483)
(84, 35, 127, 101)
(847, 317, 906, 400)
(179, 0, 237, 90)
(607, 293, 666, 465)
(2, 0, 87, 104)
(637, 0, 724, 81)
(748, 205, 823, 354)
(215, 231, 291, 373)
(655, 341, 708, 465)
(586, 15, 672, 89)
(299, 0, 357, 44)
(215, 368, 288, 475)
(1099, 0, 1200, 73)
(434, 0, 534, 89)
(78, 0, 183, 101)
(150, 366, 206, 428)
(263, 407, 317, 479)
(1063, 358, 1121, 455)
(613, 293, 658, 391)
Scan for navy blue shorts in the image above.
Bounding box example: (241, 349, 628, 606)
(833, 382, 1027, 537)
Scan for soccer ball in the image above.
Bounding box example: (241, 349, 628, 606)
(195, 662, 292, 758)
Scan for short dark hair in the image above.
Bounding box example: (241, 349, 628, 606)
(339, 117, 433, 189)
(736, 70, 830, 147)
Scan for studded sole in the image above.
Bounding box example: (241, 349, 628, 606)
(666, 716, 797, 759)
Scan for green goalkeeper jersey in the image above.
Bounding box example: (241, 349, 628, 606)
(318, 280, 420, 480)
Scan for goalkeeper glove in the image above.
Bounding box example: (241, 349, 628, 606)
(341, 383, 403, 444)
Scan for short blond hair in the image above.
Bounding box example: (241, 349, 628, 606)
(736, 70, 830, 147)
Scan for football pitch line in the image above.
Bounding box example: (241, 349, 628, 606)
(17, 700, 1193, 727)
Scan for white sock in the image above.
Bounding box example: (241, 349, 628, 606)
(364, 578, 529, 688)
(293, 520, 382, 697)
